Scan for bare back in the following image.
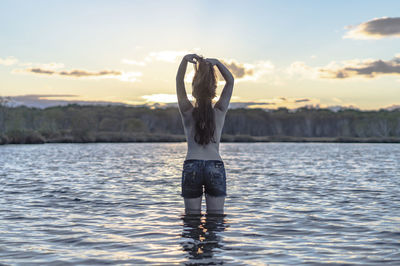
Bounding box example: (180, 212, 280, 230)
(176, 56, 234, 160)
(180, 107, 227, 160)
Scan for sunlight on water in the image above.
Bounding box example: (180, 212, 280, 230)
(0, 143, 399, 264)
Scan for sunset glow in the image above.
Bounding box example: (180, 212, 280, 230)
(1, 1, 400, 110)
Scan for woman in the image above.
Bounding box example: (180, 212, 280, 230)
(176, 54, 234, 215)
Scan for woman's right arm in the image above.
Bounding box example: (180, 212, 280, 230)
(207, 59, 234, 112)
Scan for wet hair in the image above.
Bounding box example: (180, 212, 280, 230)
(192, 56, 217, 145)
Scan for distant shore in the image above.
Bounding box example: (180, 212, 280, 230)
(1, 132, 400, 145)
(1, 104, 400, 145)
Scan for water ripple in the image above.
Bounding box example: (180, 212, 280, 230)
(0, 143, 399, 265)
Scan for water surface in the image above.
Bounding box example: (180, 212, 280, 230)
(1, 143, 399, 265)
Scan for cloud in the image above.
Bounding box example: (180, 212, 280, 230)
(7, 94, 129, 109)
(29, 68, 56, 75)
(121, 59, 146, 66)
(219, 60, 254, 78)
(319, 55, 400, 79)
(116, 72, 143, 82)
(13, 94, 78, 100)
(227, 97, 319, 110)
(0, 56, 18, 66)
(287, 54, 400, 80)
(228, 102, 276, 109)
(13, 67, 142, 82)
(295, 98, 310, 103)
(24, 68, 121, 77)
(122, 51, 273, 83)
(183, 59, 274, 84)
(182, 59, 274, 83)
(344, 17, 400, 39)
(219, 59, 274, 82)
(3, 56, 141, 82)
(138, 94, 319, 110)
(286, 61, 320, 79)
(58, 69, 122, 77)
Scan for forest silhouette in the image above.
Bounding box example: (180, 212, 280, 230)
(1, 103, 400, 144)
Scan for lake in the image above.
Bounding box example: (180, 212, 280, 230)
(1, 143, 399, 265)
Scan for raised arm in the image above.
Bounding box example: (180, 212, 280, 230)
(176, 54, 198, 114)
(206, 59, 234, 112)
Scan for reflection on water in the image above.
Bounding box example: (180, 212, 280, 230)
(180, 214, 228, 264)
(0, 143, 399, 264)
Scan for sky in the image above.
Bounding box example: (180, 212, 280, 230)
(1, 0, 400, 110)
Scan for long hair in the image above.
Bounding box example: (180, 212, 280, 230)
(192, 56, 217, 145)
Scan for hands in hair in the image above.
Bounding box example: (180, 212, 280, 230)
(184, 54, 200, 64)
(184, 54, 220, 67)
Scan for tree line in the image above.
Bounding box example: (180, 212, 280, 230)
(0, 103, 400, 144)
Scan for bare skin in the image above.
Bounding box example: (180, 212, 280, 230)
(176, 54, 234, 215)
(184, 194, 225, 215)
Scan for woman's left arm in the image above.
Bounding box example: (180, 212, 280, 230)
(176, 54, 198, 113)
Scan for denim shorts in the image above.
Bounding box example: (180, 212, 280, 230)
(181, 159, 227, 198)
